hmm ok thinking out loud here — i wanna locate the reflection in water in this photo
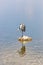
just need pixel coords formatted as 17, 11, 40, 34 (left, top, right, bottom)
18, 46, 26, 56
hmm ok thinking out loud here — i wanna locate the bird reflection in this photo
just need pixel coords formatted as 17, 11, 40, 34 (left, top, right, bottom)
18, 46, 26, 56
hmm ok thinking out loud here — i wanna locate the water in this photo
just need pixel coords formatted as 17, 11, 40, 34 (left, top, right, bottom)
0, 39, 43, 65
0, 24, 43, 65
0, 0, 43, 64
0, 21, 43, 65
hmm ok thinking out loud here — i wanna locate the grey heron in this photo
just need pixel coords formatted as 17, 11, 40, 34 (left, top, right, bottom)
19, 24, 26, 46
19, 24, 26, 37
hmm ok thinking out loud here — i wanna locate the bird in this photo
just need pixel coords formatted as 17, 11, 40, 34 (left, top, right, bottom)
19, 24, 26, 32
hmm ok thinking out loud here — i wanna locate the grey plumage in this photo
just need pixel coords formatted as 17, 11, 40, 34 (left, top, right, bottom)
19, 24, 26, 32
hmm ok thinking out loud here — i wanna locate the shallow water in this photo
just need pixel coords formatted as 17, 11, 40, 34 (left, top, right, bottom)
0, 40, 43, 65
0, 0, 43, 64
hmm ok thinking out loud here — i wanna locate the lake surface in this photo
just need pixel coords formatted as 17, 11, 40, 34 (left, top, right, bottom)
0, 39, 43, 65
0, 21, 43, 65
0, 0, 43, 64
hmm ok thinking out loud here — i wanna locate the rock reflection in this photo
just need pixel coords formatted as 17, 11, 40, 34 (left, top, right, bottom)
18, 46, 26, 56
